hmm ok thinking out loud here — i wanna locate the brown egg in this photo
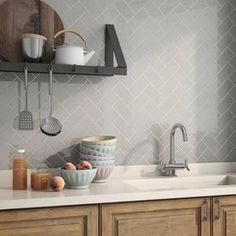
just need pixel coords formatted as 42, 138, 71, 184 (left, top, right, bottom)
64, 162, 76, 170
76, 161, 92, 170
50, 176, 65, 192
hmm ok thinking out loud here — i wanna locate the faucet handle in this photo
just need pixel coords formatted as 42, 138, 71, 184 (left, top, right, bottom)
158, 160, 166, 173
159, 160, 164, 169
185, 160, 190, 171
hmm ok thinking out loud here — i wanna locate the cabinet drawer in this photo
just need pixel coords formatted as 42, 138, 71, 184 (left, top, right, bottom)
102, 198, 210, 236
0, 205, 98, 236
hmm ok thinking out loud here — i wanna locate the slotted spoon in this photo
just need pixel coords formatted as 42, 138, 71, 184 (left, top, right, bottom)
40, 68, 62, 136
19, 66, 33, 130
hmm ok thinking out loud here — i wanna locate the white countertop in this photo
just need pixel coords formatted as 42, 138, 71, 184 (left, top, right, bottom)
2, 163, 236, 210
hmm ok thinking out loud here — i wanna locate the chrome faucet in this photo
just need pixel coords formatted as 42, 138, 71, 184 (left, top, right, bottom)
160, 123, 190, 176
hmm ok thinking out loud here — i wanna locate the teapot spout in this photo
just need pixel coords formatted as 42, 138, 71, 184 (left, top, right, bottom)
84, 50, 95, 65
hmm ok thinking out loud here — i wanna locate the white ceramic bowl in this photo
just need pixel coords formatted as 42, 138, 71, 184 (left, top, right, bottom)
93, 166, 114, 183
81, 136, 117, 146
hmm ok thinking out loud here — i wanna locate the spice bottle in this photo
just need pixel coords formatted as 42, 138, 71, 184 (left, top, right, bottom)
12, 149, 28, 190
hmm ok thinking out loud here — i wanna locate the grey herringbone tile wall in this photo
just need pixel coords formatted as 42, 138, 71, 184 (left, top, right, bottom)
0, 0, 235, 169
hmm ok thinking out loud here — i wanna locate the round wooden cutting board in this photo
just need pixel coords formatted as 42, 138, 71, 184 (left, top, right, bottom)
0, 0, 65, 62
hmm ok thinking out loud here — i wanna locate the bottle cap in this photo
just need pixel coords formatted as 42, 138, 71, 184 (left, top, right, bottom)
17, 149, 25, 154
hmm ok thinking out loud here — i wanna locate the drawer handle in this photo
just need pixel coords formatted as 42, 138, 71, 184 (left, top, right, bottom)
214, 199, 220, 220
201, 200, 209, 221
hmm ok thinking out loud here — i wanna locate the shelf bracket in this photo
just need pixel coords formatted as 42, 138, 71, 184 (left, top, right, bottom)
105, 24, 127, 73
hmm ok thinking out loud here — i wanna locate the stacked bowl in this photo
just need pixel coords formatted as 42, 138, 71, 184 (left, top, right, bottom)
79, 136, 116, 183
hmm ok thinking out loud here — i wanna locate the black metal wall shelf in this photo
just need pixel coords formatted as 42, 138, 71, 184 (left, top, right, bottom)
0, 24, 127, 76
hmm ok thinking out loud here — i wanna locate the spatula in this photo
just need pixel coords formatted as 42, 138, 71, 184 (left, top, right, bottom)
19, 66, 33, 130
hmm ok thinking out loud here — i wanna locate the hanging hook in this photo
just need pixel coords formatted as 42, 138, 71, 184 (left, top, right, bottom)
49, 63, 53, 72
24, 62, 28, 71
73, 64, 76, 72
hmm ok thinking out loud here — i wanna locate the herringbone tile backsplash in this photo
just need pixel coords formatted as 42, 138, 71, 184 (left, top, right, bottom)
0, 0, 235, 169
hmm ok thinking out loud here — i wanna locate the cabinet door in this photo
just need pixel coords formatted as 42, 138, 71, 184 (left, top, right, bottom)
102, 198, 210, 236
0, 205, 98, 236
213, 196, 236, 236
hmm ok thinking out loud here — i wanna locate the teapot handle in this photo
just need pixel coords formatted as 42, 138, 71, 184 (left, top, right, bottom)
53, 29, 88, 52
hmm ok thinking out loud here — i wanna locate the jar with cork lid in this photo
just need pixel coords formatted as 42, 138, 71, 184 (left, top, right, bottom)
12, 149, 28, 190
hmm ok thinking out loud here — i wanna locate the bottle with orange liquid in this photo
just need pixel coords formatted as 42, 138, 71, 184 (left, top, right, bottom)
12, 149, 28, 190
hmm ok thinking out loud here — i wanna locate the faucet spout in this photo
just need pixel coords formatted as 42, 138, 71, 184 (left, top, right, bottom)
169, 123, 188, 164
171, 123, 188, 141
159, 123, 189, 176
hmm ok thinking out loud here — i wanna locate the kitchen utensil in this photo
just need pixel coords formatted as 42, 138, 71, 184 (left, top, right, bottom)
0, 0, 64, 62
19, 66, 34, 130
40, 68, 62, 136
53, 29, 95, 65
22, 34, 47, 62
61, 168, 97, 189
81, 136, 117, 146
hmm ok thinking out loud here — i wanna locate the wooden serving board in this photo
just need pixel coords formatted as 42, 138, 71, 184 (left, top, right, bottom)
0, 0, 65, 62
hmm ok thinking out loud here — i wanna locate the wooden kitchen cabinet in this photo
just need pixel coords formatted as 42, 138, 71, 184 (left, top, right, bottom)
3, 195, 236, 236
102, 198, 211, 236
0, 205, 98, 236
213, 196, 236, 236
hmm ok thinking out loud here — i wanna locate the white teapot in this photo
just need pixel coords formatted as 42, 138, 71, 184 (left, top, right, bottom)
53, 29, 95, 65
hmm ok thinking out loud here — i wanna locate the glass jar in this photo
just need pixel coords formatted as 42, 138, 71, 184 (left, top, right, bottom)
12, 149, 28, 190
31, 163, 50, 191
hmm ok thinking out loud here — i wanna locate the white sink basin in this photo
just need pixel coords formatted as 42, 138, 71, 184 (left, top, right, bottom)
124, 175, 236, 191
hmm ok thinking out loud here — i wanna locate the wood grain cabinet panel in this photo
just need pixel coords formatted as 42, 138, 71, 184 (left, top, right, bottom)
0, 205, 98, 236
102, 198, 211, 236
213, 196, 236, 236
4, 195, 236, 235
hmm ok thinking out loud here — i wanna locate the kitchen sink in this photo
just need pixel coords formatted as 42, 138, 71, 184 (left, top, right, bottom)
124, 175, 236, 191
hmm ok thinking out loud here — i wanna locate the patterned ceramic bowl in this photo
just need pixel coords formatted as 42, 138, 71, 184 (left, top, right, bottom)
80, 143, 116, 154
79, 152, 114, 161
80, 144, 115, 156
93, 166, 114, 183
80, 159, 115, 166
61, 168, 97, 189
81, 136, 117, 146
